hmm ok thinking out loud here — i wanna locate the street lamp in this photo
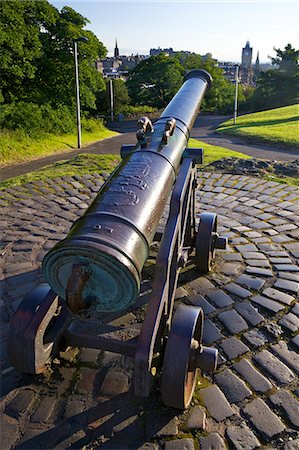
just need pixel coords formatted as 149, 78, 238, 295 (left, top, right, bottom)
233, 64, 239, 125
74, 36, 88, 148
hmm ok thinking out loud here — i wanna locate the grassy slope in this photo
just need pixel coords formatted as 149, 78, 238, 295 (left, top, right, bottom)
0, 125, 118, 167
217, 104, 299, 147
0, 140, 250, 190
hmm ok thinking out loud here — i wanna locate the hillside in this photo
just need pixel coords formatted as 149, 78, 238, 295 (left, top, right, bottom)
217, 104, 299, 148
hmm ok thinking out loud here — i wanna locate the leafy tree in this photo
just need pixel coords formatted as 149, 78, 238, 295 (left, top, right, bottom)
0, 0, 57, 103
97, 79, 130, 116
0, 1, 107, 110
251, 43, 299, 110
127, 54, 184, 109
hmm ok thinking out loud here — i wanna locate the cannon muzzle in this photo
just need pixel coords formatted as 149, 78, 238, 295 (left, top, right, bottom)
43, 70, 212, 314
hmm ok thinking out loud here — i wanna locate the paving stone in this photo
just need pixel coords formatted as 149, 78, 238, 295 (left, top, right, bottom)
5, 389, 36, 418
1, 414, 20, 449
186, 405, 206, 430
218, 309, 248, 333
262, 288, 295, 306
278, 272, 299, 282
100, 370, 129, 396
251, 295, 286, 313
235, 359, 273, 396
78, 347, 101, 363
30, 396, 57, 423
284, 438, 299, 450
274, 278, 299, 294
186, 295, 215, 314
206, 289, 234, 307
221, 262, 242, 276
271, 340, 299, 374
76, 368, 98, 394
253, 350, 296, 384
224, 283, 252, 299
245, 266, 273, 277
279, 313, 299, 332
292, 302, 299, 316
215, 368, 252, 403
235, 274, 266, 291
244, 259, 271, 267
63, 398, 86, 419
200, 385, 234, 422
188, 277, 215, 294
270, 389, 299, 427
236, 244, 258, 253
292, 334, 299, 349
147, 411, 178, 438
243, 398, 285, 438
203, 318, 224, 344
235, 302, 264, 326
199, 432, 227, 450
243, 329, 268, 348
220, 337, 250, 360
222, 253, 243, 261
226, 423, 261, 450
165, 438, 195, 450
274, 264, 299, 272
242, 252, 267, 260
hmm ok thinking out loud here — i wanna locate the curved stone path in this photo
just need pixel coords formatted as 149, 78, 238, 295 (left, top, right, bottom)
0, 171, 298, 450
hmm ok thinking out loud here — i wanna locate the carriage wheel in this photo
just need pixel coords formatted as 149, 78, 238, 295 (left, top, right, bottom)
7, 284, 70, 374
195, 212, 227, 273
161, 304, 204, 409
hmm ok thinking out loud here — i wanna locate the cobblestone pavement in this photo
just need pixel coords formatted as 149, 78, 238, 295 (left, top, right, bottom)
0, 171, 298, 450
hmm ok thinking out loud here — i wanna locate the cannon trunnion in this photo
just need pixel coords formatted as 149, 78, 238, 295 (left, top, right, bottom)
8, 70, 227, 409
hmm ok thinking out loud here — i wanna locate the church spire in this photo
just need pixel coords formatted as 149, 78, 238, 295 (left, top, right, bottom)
114, 39, 119, 58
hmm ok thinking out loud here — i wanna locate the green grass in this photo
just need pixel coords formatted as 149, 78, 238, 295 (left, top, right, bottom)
188, 138, 250, 164
217, 104, 299, 147
0, 139, 250, 190
0, 123, 118, 167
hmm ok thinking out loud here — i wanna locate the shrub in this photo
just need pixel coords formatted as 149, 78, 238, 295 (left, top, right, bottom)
0, 102, 76, 135
119, 104, 157, 118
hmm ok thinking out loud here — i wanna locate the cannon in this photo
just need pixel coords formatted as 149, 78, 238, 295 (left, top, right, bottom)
8, 70, 227, 409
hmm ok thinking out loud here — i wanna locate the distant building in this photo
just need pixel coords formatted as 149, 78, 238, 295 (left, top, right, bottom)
114, 39, 119, 58
217, 61, 236, 82
254, 51, 260, 76
96, 39, 147, 79
240, 40, 253, 84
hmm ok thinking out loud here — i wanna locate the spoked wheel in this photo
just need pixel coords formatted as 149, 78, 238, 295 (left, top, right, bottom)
161, 304, 204, 409
7, 284, 70, 374
195, 212, 227, 273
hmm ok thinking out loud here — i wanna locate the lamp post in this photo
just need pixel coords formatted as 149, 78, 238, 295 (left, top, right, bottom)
109, 79, 114, 122
233, 64, 239, 125
74, 36, 88, 148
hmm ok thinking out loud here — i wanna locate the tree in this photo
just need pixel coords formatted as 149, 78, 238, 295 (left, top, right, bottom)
97, 79, 130, 116
0, 0, 57, 103
251, 43, 299, 110
0, 1, 107, 110
127, 54, 184, 109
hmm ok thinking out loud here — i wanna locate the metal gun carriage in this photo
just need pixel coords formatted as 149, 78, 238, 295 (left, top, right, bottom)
8, 69, 227, 409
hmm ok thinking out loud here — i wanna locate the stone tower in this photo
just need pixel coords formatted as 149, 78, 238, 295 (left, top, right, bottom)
114, 39, 119, 58
241, 41, 253, 84
255, 51, 260, 74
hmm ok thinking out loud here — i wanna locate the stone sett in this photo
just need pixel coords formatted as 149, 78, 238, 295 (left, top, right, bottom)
199, 433, 227, 450
253, 350, 296, 385
220, 337, 250, 360
226, 424, 261, 450
200, 385, 234, 422
217, 309, 248, 333
233, 358, 273, 393
215, 368, 252, 403
271, 340, 299, 374
270, 389, 299, 427
235, 302, 264, 326
243, 398, 285, 439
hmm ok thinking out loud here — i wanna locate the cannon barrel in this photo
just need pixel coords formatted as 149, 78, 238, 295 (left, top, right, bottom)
43, 69, 212, 314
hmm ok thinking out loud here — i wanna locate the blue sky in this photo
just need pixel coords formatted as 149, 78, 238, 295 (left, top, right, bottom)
50, 1, 299, 62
